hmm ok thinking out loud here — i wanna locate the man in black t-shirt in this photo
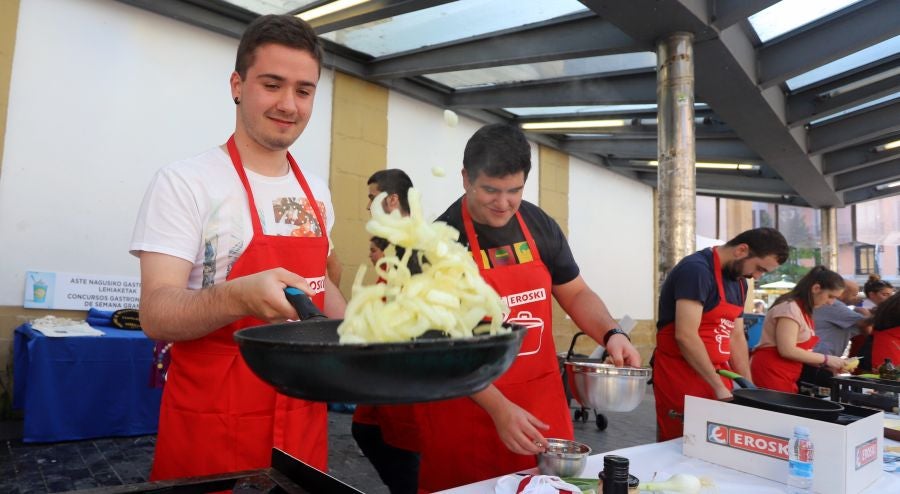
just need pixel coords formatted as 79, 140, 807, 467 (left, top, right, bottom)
653, 228, 788, 441
417, 123, 641, 492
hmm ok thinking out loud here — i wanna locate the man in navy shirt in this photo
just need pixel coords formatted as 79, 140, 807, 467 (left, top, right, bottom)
653, 228, 789, 441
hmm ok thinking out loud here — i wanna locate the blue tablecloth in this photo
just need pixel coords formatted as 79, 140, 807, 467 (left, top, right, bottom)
12, 323, 163, 442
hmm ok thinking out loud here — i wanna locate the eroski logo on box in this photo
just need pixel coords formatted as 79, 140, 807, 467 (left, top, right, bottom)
855, 438, 878, 470
706, 422, 789, 460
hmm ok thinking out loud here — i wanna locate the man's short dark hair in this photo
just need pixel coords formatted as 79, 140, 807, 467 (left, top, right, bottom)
370, 236, 389, 252
463, 124, 531, 182
725, 227, 789, 264
367, 169, 414, 214
235, 15, 323, 80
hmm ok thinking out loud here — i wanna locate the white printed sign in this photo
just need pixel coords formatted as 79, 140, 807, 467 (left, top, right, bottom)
24, 271, 141, 310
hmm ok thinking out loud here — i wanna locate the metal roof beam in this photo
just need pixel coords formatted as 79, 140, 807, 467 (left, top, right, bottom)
624, 159, 796, 197
305, 0, 455, 34
787, 57, 900, 127
822, 135, 900, 175
449, 71, 657, 108
117, 0, 252, 38
368, 14, 645, 79
843, 184, 900, 204
808, 100, 900, 154
757, 0, 900, 89
710, 0, 779, 30
834, 158, 900, 192
582, 0, 841, 206
562, 137, 758, 160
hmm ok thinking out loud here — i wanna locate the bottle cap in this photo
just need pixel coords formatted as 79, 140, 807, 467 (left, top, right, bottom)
794, 425, 810, 436
602, 455, 630, 482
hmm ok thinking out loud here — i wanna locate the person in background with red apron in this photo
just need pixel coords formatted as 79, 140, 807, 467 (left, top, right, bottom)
352, 169, 423, 494
129, 15, 346, 480
653, 228, 788, 442
416, 124, 642, 492
871, 291, 900, 368
751, 266, 847, 392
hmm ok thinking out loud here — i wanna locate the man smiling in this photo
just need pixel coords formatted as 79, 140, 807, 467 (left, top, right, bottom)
414, 123, 641, 491
130, 15, 345, 480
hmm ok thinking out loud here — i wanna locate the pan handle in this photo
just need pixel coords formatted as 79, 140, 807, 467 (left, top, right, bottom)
284, 287, 326, 320
717, 369, 757, 389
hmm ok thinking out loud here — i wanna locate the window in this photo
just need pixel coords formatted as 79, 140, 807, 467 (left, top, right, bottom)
856, 245, 876, 275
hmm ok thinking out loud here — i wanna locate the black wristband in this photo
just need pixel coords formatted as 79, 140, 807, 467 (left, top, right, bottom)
603, 327, 630, 346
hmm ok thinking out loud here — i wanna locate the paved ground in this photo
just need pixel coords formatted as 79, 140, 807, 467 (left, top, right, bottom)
0, 390, 656, 493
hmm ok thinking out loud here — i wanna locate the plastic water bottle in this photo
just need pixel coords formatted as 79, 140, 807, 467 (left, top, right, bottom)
787, 426, 814, 493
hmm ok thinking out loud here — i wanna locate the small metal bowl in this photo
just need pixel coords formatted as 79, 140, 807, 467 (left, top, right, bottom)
536, 438, 591, 477
565, 361, 652, 412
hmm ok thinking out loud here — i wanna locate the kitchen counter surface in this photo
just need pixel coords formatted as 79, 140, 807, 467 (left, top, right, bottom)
437, 437, 900, 493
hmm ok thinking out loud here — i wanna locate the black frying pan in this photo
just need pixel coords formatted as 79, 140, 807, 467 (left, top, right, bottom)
718, 369, 844, 422
234, 288, 526, 404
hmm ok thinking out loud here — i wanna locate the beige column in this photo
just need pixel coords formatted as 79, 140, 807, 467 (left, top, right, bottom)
820, 207, 838, 270
328, 72, 389, 298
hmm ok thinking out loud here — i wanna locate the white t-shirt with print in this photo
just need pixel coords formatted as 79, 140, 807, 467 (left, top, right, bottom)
130, 146, 334, 290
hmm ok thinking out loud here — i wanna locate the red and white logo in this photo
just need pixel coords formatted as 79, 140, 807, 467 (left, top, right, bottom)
306, 276, 326, 294
502, 288, 547, 309
707, 423, 728, 445
706, 422, 789, 460
855, 438, 878, 470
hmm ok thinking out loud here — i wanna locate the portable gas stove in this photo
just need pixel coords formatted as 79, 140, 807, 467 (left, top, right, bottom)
75, 449, 364, 494
831, 375, 900, 413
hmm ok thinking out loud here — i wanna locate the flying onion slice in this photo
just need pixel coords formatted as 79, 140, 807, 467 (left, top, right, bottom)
337, 188, 508, 343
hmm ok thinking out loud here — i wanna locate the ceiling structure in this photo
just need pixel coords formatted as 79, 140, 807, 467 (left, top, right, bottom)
119, 0, 900, 208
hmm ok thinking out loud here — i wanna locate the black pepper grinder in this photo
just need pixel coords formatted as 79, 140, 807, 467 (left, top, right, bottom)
599, 455, 630, 494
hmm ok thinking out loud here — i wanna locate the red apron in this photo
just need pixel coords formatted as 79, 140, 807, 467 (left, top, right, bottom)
871, 326, 900, 372
150, 136, 330, 480
351, 404, 420, 451
750, 302, 818, 394
652, 248, 744, 442
415, 199, 573, 492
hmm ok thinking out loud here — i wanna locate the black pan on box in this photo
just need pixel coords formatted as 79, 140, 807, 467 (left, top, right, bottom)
718, 369, 844, 422
234, 289, 526, 404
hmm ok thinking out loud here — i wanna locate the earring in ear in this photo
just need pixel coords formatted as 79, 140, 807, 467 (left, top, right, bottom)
233, 97, 240, 105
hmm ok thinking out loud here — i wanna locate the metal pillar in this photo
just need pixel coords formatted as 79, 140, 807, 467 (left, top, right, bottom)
820, 207, 838, 271
657, 32, 696, 288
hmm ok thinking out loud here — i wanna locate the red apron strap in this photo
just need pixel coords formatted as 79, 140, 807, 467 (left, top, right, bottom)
226, 134, 327, 242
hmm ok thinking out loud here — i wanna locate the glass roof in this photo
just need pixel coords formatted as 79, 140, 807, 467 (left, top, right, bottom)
748, 0, 862, 44
319, 0, 587, 57
786, 34, 900, 91
225, 0, 317, 15
423, 52, 656, 90
809, 90, 900, 126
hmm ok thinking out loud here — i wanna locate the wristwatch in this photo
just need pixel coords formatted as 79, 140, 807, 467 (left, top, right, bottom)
603, 327, 630, 346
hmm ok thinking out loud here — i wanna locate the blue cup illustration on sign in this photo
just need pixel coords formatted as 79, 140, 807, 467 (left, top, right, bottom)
33, 280, 48, 303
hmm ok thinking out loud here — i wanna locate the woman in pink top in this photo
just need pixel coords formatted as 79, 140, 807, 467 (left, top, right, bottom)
750, 266, 848, 393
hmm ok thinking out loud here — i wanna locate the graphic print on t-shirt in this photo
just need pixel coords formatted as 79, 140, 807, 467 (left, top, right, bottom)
269, 197, 326, 237
479, 241, 534, 268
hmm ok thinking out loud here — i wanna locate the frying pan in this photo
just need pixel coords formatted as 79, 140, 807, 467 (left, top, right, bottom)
234, 288, 526, 404
717, 369, 844, 422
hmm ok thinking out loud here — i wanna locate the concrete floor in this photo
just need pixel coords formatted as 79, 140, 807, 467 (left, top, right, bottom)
0, 390, 657, 493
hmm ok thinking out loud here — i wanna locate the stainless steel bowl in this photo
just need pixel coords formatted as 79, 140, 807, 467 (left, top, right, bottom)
565, 361, 652, 412
536, 438, 591, 477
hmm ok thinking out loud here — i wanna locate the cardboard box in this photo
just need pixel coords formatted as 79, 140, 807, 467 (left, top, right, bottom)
683, 396, 883, 494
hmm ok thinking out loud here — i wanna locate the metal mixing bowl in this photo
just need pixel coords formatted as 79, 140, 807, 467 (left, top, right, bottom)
536, 438, 591, 477
565, 361, 652, 412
